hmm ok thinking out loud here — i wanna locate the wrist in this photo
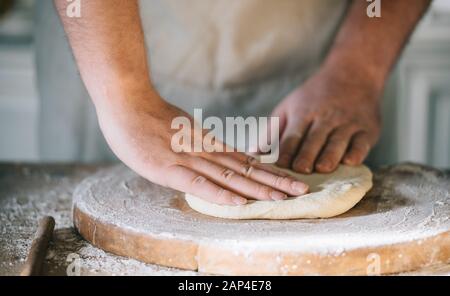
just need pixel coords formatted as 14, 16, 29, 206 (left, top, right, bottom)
90, 75, 163, 112
321, 51, 387, 100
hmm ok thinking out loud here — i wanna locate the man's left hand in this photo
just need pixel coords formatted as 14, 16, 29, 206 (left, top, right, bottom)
272, 68, 382, 174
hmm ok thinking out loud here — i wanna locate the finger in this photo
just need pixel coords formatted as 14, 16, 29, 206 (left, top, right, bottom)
227, 153, 289, 176
277, 120, 311, 168
271, 107, 288, 138
166, 165, 247, 206
343, 132, 372, 165
253, 113, 285, 154
189, 157, 290, 201
292, 121, 334, 174
205, 153, 309, 196
315, 126, 357, 173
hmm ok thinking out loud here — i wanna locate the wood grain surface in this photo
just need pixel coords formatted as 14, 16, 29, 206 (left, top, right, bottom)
73, 163, 450, 275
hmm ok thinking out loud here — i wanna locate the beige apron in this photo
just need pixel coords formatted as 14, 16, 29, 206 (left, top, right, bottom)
35, 0, 349, 161
141, 0, 349, 118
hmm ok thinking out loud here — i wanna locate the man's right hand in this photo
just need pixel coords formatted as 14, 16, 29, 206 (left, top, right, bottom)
96, 90, 309, 206
53, 0, 308, 204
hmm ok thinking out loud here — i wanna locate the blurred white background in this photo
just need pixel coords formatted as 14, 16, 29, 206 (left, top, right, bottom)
0, 0, 449, 168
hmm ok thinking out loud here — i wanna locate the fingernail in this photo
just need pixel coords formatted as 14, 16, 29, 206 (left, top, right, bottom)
343, 157, 354, 165
271, 191, 287, 201
317, 160, 332, 171
298, 165, 312, 174
232, 196, 247, 205
292, 181, 309, 194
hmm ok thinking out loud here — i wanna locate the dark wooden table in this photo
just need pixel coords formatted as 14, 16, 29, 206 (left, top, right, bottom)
0, 163, 197, 276
0, 163, 448, 276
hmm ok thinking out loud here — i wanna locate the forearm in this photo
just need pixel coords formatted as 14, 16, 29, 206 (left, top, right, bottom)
54, 0, 157, 109
323, 0, 432, 95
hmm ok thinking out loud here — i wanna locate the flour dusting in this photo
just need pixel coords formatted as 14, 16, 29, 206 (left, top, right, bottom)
73, 163, 450, 257
0, 164, 198, 276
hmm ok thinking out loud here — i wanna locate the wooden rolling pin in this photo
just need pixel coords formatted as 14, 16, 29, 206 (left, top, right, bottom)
20, 216, 55, 276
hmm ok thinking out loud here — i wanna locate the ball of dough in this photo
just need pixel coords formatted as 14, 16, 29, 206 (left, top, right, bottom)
185, 165, 373, 219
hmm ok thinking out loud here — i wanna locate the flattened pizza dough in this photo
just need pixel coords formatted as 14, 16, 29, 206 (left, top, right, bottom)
185, 165, 373, 219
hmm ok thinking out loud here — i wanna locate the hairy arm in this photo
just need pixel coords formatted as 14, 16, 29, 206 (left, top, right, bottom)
54, 0, 156, 109
323, 0, 433, 94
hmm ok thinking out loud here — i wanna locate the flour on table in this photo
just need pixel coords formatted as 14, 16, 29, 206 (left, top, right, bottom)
73, 163, 450, 256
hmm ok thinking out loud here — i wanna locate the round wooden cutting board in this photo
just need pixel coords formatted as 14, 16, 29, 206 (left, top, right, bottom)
72, 163, 450, 275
